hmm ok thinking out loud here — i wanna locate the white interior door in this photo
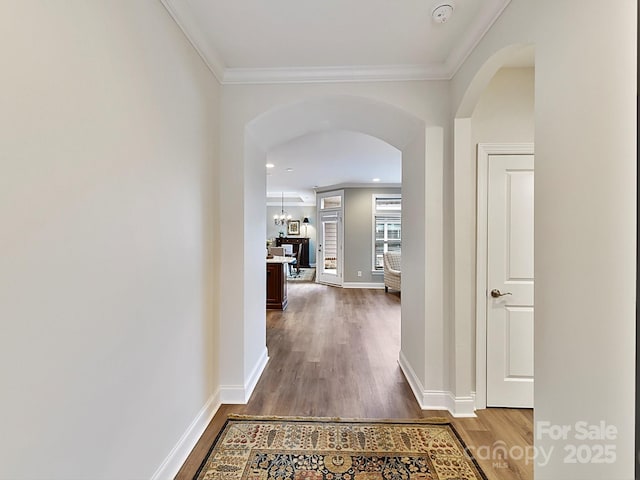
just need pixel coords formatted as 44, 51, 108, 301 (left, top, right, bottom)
486, 154, 534, 408
316, 191, 343, 286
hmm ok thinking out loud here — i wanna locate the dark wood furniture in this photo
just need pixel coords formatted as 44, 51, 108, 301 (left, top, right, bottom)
276, 237, 310, 268
266, 260, 288, 310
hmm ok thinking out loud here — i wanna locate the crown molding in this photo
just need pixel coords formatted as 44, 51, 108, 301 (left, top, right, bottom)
315, 182, 400, 193
445, 0, 512, 77
162, 0, 511, 85
160, 0, 226, 82
222, 64, 450, 85
267, 201, 317, 207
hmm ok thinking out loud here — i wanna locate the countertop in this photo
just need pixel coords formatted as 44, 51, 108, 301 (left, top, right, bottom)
266, 256, 294, 264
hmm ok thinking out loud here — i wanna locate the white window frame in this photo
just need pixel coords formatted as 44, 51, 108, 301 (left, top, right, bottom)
371, 194, 401, 272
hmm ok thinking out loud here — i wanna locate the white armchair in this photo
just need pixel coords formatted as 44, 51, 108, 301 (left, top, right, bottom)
383, 252, 401, 293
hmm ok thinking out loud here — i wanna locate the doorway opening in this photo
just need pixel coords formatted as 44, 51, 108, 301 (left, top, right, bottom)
218, 95, 445, 410
316, 190, 343, 286
454, 44, 535, 411
476, 143, 534, 408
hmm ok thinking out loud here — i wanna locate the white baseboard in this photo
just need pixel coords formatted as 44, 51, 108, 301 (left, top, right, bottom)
342, 282, 385, 289
424, 391, 477, 417
452, 393, 477, 417
422, 390, 453, 411
398, 351, 476, 418
398, 350, 427, 407
151, 390, 221, 480
245, 347, 269, 400
220, 347, 269, 404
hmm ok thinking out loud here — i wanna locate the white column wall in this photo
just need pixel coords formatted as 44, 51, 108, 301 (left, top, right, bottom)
218, 93, 248, 400
243, 135, 270, 395
399, 130, 429, 393
452, 117, 475, 404
424, 127, 447, 397
534, 1, 636, 478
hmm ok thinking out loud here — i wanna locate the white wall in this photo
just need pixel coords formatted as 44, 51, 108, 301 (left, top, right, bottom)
471, 67, 535, 145
534, 1, 636, 478
0, 3, 220, 479
452, 0, 636, 477
451, 0, 534, 116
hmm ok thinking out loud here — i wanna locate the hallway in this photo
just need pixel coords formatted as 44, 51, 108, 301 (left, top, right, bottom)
177, 283, 533, 480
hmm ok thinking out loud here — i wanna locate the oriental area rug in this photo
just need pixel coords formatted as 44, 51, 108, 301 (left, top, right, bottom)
194, 416, 487, 480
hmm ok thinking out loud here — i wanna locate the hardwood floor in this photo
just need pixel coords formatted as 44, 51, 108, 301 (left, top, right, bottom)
176, 283, 533, 480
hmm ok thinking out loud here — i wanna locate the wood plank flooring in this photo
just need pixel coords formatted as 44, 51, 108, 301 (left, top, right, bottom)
176, 283, 533, 480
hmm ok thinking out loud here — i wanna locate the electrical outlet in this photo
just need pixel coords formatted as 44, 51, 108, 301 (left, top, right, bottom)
357, 271, 362, 277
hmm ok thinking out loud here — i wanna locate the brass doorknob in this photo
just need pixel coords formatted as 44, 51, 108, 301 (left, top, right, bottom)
490, 289, 512, 298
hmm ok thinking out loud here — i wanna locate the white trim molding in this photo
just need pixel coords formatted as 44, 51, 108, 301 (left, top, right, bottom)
450, 393, 477, 418
342, 282, 385, 289
220, 347, 269, 404
398, 351, 476, 418
159, 0, 225, 82
398, 351, 425, 407
246, 347, 269, 400
151, 391, 221, 480
223, 64, 449, 84
444, 0, 512, 78
475, 143, 534, 410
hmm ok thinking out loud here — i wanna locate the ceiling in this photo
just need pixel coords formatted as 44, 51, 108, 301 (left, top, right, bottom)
161, 0, 513, 202
162, 0, 512, 82
266, 130, 401, 206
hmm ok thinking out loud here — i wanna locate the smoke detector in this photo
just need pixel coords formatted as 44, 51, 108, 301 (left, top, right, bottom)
432, 3, 454, 24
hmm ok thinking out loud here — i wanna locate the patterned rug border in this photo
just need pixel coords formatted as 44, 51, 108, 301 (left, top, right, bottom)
193, 415, 488, 480
226, 414, 451, 424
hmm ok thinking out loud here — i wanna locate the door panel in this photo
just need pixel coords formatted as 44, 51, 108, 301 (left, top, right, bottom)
486, 154, 534, 408
316, 190, 344, 286
505, 306, 534, 377
318, 215, 341, 285
507, 173, 534, 279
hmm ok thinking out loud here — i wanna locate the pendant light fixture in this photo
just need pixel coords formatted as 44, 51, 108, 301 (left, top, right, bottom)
274, 192, 292, 226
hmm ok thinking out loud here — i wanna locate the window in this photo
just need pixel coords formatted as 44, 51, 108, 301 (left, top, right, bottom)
320, 195, 341, 210
372, 195, 401, 270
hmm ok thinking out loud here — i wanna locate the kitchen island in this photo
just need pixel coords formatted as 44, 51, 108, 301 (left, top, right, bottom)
266, 256, 294, 310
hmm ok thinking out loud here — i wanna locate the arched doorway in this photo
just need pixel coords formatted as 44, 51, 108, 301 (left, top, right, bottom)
452, 44, 535, 410
217, 95, 447, 411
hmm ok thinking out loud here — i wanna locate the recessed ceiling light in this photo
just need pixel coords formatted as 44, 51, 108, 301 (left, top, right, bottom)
266, 163, 275, 168
372, 178, 381, 182
286, 168, 294, 172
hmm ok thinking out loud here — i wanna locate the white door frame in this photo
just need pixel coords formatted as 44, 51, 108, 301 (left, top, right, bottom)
316, 189, 344, 286
475, 143, 534, 410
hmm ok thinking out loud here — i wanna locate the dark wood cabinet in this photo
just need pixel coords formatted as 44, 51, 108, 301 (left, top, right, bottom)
276, 237, 310, 268
266, 261, 288, 310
